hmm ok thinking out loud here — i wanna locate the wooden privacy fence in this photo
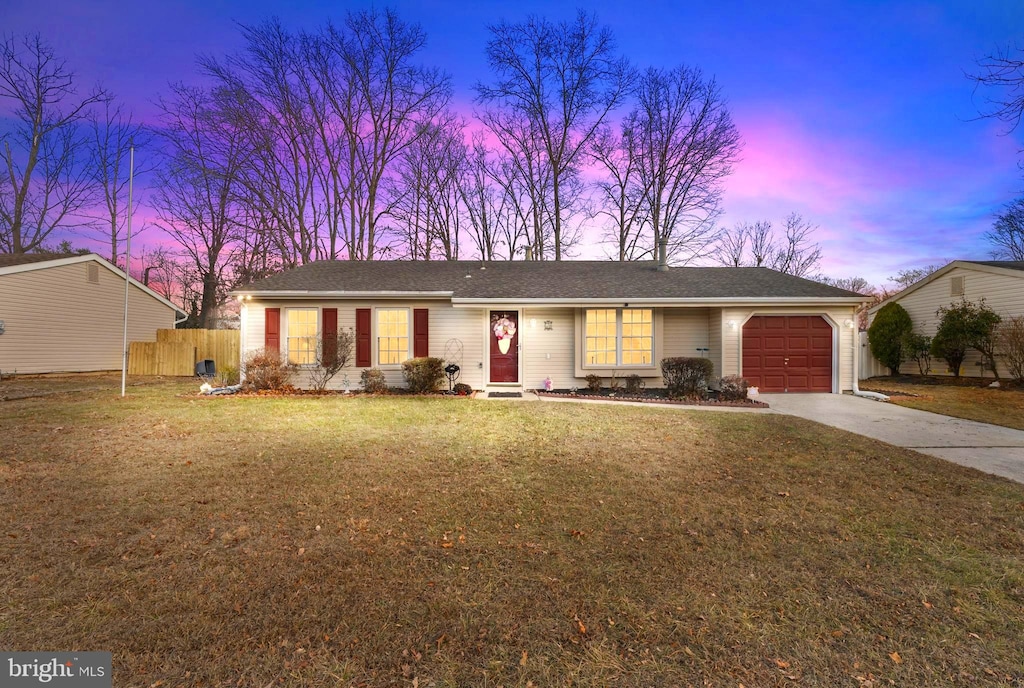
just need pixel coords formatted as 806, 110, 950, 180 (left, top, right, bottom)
128, 329, 240, 376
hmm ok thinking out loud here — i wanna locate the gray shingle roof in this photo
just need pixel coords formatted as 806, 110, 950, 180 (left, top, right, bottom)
237, 260, 865, 300
963, 260, 1024, 272
0, 253, 79, 268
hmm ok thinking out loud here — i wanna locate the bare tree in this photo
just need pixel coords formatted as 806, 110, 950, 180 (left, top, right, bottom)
969, 43, 1024, 134
312, 9, 451, 260
590, 121, 644, 260
152, 84, 247, 329
460, 135, 503, 260
632, 65, 742, 264
713, 215, 820, 276
309, 328, 355, 392
0, 34, 107, 253
988, 196, 1024, 260
769, 213, 822, 277
88, 99, 153, 264
476, 11, 633, 259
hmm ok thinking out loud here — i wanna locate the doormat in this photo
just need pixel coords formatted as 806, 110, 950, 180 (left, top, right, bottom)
488, 392, 522, 398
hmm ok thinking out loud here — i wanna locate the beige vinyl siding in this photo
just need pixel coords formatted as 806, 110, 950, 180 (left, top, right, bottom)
722, 307, 858, 393
0, 260, 176, 374
521, 308, 575, 390
243, 300, 485, 390
707, 308, 723, 378
887, 266, 1024, 377
662, 307, 713, 369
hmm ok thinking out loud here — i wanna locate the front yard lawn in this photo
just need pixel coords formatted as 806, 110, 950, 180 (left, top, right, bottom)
1, 380, 1022, 687
861, 376, 1024, 431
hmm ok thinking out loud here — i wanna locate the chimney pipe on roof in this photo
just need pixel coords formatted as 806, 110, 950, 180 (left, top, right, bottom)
524, 246, 533, 261
657, 238, 669, 272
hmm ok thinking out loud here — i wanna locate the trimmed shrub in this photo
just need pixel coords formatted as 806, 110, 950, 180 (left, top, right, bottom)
868, 302, 913, 375
218, 364, 240, 387
585, 373, 602, 392
661, 357, 713, 398
243, 348, 293, 391
453, 382, 474, 396
624, 374, 645, 395
997, 316, 1024, 383
718, 375, 749, 401
360, 367, 388, 394
902, 332, 932, 376
402, 357, 445, 393
931, 299, 1000, 378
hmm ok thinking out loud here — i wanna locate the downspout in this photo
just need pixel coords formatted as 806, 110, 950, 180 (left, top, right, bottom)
850, 313, 889, 401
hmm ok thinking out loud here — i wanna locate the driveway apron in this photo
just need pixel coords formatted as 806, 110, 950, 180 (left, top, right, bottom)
760, 393, 1024, 484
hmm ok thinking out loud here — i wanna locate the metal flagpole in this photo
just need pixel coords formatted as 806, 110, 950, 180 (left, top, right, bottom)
120, 143, 135, 398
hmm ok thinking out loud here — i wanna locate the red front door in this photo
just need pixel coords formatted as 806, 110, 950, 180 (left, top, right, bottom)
489, 311, 519, 383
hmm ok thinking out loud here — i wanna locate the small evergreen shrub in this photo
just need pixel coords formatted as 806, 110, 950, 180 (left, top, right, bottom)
661, 357, 713, 398
453, 382, 474, 396
402, 357, 445, 393
218, 364, 240, 387
585, 373, 602, 392
243, 348, 294, 391
624, 374, 645, 395
718, 375, 749, 401
360, 367, 388, 394
868, 302, 913, 375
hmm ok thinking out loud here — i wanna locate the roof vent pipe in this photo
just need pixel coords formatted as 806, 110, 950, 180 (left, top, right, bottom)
657, 238, 669, 272
524, 246, 533, 261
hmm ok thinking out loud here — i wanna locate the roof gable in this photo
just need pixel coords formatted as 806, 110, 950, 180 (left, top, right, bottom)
869, 259, 1024, 313
0, 253, 186, 315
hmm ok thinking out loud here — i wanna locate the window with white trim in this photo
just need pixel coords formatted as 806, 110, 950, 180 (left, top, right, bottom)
286, 308, 318, 365
377, 308, 409, 365
584, 308, 654, 366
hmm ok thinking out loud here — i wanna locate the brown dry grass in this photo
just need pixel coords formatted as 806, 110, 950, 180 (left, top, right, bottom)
1, 379, 1023, 687
861, 377, 1024, 431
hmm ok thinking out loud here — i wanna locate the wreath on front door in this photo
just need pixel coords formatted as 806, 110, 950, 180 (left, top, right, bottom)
492, 316, 517, 341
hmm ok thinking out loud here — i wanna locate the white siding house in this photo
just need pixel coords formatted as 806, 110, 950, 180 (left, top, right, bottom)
866, 260, 1024, 378
0, 254, 185, 375
234, 260, 866, 394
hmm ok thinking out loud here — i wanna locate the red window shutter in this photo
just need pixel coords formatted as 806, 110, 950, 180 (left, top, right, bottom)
356, 308, 371, 367
413, 308, 429, 358
265, 308, 281, 352
322, 308, 338, 367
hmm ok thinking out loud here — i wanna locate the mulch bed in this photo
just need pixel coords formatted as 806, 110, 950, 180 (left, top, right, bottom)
537, 388, 769, 408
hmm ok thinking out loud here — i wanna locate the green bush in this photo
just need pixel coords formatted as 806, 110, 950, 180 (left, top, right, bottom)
360, 367, 388, 394
868, 302, 913, 375
997, 316, 1024, 382
931, 299, 1001, 378
218, 364, 240, 387
718, 375, 749, 401
453, 382, 474, 396
661, 357, 713, 398
585, 373, 602, 392
243, 348, 294, 391
624, 374, 645, 395
902, 332, 932, 375
402, 357, 445, 393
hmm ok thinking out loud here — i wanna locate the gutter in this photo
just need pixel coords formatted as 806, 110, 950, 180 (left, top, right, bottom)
850, 315, 889, 401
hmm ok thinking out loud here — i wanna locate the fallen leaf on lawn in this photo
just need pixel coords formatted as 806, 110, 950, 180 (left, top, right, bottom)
574, 615, 587, 635
774, 659, 790, 669
889, 651, 902, 664
922, 601, 932, 609
520, 650, 528, 666
441, 541, 454, 549
298, 547, 305, 556
968, 632, 981, 639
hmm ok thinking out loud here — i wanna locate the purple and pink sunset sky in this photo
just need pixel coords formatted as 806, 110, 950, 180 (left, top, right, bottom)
5, 0, 1024, 285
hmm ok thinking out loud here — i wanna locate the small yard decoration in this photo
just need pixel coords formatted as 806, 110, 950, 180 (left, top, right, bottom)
492, 315, 517, 354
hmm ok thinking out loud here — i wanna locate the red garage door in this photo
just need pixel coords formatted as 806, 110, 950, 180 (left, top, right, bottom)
742, 316, 833, 392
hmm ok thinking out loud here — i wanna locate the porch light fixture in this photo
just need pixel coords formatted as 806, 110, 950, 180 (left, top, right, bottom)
543, 320, 553, 331
844, 319, 855, 328
530, 318, 537, 329
727, 320, 737, 330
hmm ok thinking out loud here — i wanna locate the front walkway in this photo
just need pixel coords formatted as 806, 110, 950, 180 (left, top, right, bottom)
761, 393, 1024, 484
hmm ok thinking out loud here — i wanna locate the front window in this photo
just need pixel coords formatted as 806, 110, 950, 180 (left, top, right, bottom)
584, 308, 653, 366
287, 309, 318, 365
377, 309, 409, 365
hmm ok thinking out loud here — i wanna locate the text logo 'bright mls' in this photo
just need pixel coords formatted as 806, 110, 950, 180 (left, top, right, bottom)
2, 653, 111, 687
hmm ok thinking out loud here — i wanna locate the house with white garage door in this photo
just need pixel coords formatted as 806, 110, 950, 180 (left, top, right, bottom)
232, 253, 867, 393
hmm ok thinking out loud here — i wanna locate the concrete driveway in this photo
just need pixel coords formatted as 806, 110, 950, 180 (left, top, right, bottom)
761, 393, 1024, 484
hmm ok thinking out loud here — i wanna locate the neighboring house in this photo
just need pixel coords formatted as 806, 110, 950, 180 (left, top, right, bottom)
0, 253, 186, 375
233, 257, 866, 394
867, 260, 1024, 377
